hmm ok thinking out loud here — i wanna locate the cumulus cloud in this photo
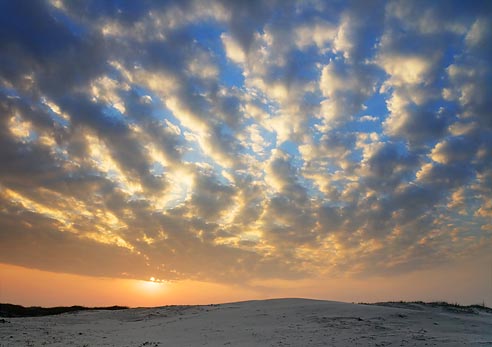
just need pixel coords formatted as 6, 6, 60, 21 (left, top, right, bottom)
0, 0, 490, 284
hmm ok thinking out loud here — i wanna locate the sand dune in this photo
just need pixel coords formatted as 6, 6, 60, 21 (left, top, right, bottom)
1, 298, 491, 346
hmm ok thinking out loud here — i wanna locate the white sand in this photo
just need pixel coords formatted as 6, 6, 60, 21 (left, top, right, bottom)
1, 298, 491, 346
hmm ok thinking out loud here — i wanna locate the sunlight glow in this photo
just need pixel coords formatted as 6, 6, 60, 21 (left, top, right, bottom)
136, 277, 167, 296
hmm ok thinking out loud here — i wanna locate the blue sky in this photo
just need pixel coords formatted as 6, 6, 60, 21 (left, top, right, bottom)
0, 0, 491, 301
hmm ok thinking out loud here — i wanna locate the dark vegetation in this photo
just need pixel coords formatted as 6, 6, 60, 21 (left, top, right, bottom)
0, 303, 128, 317
361, 301, 492, 314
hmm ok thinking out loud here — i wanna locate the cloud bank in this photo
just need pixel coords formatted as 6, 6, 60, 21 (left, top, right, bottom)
0, 0, 491, 283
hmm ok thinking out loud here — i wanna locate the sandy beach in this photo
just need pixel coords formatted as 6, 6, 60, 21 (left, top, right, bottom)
1, 299, 491, 346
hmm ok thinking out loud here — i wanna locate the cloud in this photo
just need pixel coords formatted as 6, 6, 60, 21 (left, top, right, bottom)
221, 33, 246, 64
294, 19, 336, 51
430, 137, 478, 165
319, 59, 379, 125
383, 96, 449, 144
0, 0, 491, 285
190, 169, 236, 219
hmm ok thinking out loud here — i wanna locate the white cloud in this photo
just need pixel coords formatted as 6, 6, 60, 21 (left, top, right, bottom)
360, 115, 378, 122
319, 60, 377, 125
221, 33, 246, 64
379, 54, 435, 85
466, 18, 490, 48
294, 20, 336, 50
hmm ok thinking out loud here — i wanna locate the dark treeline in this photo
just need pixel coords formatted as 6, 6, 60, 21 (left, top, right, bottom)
0, 303, 128, 317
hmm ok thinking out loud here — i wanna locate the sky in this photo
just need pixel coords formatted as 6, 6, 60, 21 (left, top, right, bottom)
0, 0, 491, 307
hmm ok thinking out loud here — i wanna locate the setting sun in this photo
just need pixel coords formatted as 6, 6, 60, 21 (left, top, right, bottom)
137, 279, 166, 296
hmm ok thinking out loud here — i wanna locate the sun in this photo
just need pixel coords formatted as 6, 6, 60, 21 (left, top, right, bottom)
135, 277, 167, 295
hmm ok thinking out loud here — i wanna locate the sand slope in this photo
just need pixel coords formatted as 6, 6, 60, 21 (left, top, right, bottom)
1, 298, 491, 346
